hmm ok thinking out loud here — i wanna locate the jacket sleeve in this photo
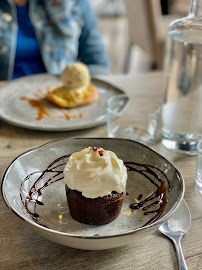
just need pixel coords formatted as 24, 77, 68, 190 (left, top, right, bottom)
78, 0, 110, 76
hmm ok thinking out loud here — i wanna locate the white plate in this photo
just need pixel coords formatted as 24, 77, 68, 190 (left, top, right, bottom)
1, 138, 184, 250
0, 74, 124, 131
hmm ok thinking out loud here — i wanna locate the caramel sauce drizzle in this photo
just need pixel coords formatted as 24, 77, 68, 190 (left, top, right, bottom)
20, 88, 84, 121
21, 96, 50, 120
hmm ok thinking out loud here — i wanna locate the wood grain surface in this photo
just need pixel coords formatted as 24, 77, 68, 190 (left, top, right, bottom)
0, 72, 202, 270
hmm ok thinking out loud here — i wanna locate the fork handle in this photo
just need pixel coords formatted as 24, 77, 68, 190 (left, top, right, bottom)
173, 236, 188, 270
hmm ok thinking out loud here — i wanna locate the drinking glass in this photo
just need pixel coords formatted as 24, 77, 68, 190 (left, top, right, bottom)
196, 139, 202, 194
106, 94, 161, 146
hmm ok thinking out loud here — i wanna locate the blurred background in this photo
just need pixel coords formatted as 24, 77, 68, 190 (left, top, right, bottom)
90, 0, 190, 74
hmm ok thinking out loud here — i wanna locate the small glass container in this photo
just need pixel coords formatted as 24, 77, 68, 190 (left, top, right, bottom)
106, 94, 161, 146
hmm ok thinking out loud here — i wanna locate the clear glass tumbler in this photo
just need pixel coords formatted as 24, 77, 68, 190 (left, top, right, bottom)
106, 94, 161, 146
196, 139, 202, 194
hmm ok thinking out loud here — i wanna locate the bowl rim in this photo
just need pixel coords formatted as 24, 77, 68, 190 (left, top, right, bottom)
1, 137, 185, 240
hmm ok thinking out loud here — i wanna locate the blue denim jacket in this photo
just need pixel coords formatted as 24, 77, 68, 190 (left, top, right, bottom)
0, 0, 110, 80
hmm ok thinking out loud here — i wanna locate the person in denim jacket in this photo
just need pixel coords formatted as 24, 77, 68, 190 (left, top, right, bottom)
0, 0, 110, 80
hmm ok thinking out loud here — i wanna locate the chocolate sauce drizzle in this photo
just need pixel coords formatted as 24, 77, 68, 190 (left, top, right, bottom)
125, 162, 170, 227
20, 155, 170, 229
20, 154, 70, 227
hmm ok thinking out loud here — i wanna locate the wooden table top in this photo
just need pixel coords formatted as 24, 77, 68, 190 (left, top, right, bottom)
0, 72, 202, 270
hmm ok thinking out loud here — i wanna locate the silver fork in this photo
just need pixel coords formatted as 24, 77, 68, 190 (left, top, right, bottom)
158, 199, 191, 270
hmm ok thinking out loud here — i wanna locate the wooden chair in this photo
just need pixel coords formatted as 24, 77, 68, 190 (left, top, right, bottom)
123, 0, 178, 73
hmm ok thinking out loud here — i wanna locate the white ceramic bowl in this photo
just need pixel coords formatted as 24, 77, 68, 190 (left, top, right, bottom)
1, 138, 184, 250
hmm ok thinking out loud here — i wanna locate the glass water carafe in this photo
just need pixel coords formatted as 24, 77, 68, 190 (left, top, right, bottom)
161, 0, 202, 154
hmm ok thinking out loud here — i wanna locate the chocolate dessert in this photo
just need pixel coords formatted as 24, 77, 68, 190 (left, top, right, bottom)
63, 147, 128, 225
65, 186, 126, 225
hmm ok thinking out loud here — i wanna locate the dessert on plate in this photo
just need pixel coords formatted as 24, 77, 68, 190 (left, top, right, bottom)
63, 146, 127, 225
46, 62, 98, 108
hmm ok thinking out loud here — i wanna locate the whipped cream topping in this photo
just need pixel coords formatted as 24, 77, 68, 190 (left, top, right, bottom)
63, 147, 127, 199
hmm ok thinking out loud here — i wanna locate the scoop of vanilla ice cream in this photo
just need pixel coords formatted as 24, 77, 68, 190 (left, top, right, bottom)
61, 62, 90, 89
63, 147, 127, 199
